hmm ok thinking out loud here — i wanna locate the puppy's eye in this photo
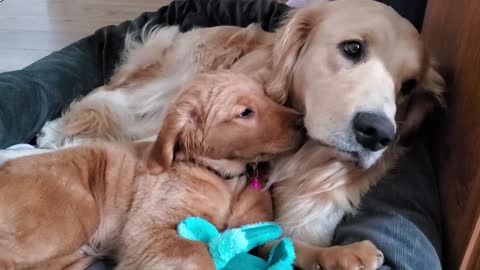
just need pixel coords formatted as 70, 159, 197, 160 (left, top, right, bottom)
339, 40, 364, 62
239, 108, 254, 119
400, 79, 417, 96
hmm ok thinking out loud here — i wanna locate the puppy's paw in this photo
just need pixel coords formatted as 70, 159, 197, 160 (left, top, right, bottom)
37, 120, 67, 149
313, 240, 384, 270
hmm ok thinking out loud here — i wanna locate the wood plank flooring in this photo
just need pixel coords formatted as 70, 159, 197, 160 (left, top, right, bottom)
0, 0, 171, 72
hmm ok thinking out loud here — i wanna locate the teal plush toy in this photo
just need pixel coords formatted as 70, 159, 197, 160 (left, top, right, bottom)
177, 217, 295, 270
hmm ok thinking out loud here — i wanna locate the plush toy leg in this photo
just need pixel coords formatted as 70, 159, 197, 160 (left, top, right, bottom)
238, 222, 283, 251
177, 217, 220, 243
223, 253, 268, 270
220, 238, 296, 270
209, 222, 282, 269
267, 238, 296, 270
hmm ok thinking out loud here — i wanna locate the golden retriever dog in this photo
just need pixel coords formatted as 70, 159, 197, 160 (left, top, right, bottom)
32, 0, 445, 269
260, 1, 444, 270
0, 72, 304, 270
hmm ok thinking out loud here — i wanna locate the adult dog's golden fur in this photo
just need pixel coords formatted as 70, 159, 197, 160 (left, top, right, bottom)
33, 0, 446, 269
0, 72, 303, 270
261, 1, 445, 269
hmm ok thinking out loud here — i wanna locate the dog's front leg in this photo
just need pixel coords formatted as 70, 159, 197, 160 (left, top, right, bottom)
258, 239, 384, 270
30, 253, 94, 270
117, 229, 215, 270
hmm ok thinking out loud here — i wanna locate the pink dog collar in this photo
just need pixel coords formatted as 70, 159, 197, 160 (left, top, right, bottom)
249, 175, 263, 191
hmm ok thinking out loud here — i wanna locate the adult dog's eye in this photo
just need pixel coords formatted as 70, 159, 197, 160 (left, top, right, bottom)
340, 40, 364, 61
400, 79, 417, 96
239, 108, 254, 119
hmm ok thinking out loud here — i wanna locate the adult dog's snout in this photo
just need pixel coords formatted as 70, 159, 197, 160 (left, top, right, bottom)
353, 112, 395, 151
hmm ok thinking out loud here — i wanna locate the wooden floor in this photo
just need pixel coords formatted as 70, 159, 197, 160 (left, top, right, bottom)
0, 0, 171, 72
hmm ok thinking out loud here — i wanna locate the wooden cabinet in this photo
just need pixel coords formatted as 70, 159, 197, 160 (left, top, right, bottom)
421, 0, 480, 269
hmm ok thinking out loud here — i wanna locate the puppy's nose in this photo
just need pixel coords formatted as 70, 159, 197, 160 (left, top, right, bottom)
353, 112, 395, 151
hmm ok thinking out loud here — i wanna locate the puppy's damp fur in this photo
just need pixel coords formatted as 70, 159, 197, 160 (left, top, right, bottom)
0, 72, 303, 270
33, 0, 446, 269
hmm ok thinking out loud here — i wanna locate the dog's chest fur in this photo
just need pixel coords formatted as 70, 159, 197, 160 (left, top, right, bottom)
268, 142, 386, 247
271, 179, 358, 247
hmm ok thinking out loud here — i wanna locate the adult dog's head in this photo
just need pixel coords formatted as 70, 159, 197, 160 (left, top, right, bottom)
268, 0, 445, 168
147, 71, 304, 174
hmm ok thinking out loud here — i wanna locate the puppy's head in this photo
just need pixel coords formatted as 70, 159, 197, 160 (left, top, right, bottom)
147, 71, 304, 174
268, 0, 445, 168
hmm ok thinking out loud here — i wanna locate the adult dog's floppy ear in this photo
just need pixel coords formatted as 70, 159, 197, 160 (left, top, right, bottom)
146, 102, 201, 175
398, 59, 446, 137
267, 7, 320, 104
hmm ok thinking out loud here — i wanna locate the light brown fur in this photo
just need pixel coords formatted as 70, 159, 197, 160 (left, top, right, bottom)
0, 72, 303, 270
34, 1, 446, 269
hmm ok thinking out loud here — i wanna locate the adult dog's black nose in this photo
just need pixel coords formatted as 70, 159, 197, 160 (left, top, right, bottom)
353, 112, 395, 151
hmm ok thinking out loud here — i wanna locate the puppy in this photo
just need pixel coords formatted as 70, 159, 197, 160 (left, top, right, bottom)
0, 72, 303, 270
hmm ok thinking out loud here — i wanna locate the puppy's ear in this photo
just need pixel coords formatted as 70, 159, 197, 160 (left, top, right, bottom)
398, 60, 446, 137
213, 24, 269, 70
267, 8, 320, 104
147, 103, 200, 175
